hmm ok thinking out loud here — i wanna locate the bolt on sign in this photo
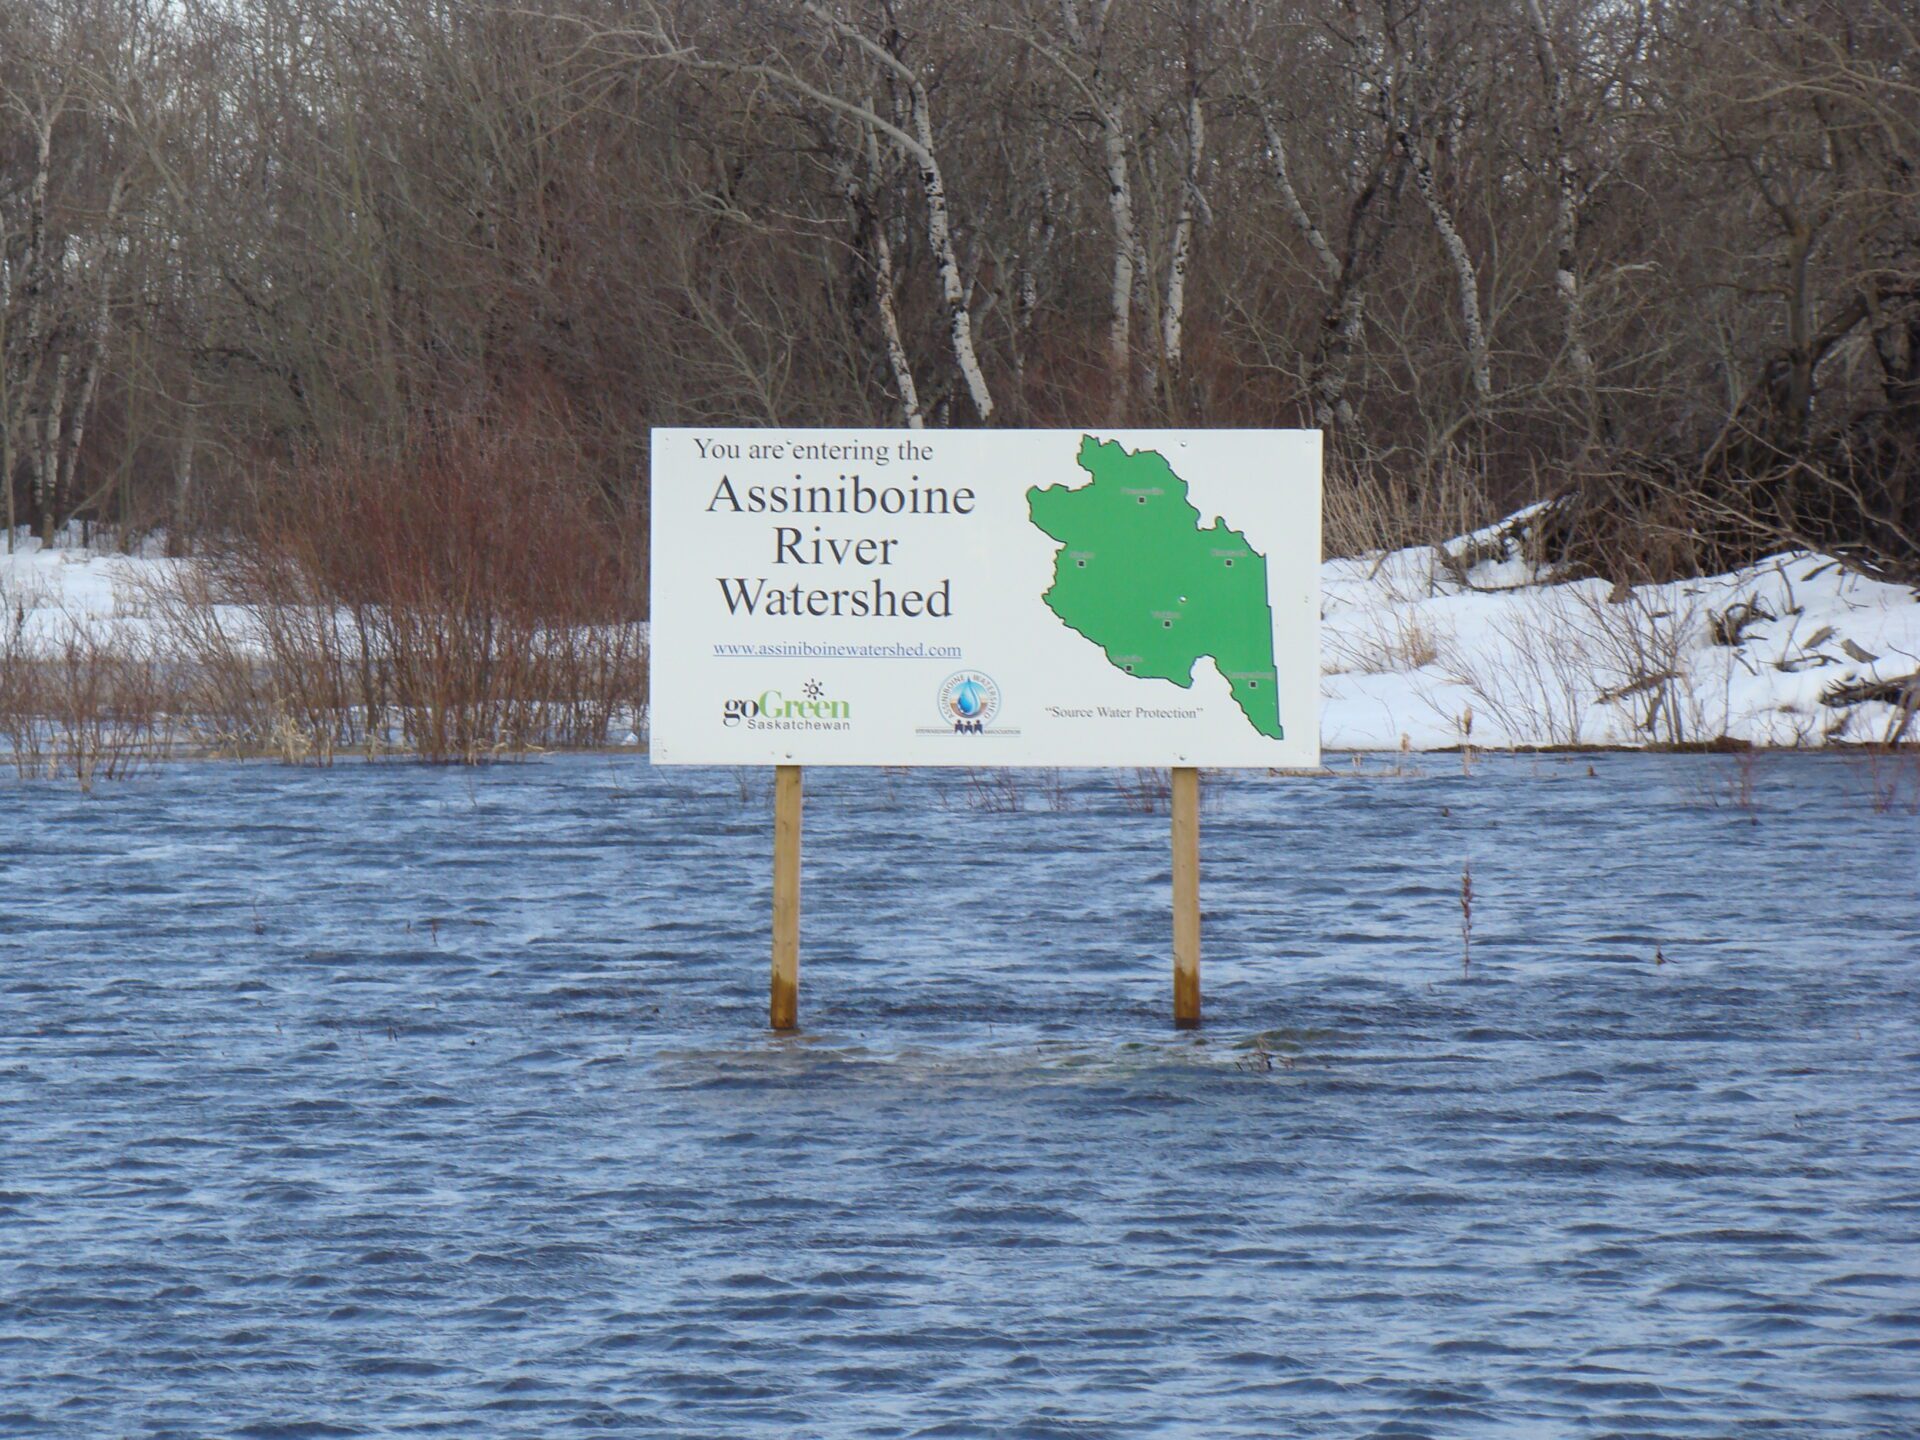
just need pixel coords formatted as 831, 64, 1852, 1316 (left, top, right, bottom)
649, 428, 1321, 770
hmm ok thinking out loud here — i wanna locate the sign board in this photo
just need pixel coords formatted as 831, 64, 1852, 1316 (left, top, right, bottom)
648, 428, 1320, 768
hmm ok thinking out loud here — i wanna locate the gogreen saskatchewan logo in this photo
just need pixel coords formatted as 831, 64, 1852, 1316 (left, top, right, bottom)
936, 671, 1001, 734
723, 679, 851, 731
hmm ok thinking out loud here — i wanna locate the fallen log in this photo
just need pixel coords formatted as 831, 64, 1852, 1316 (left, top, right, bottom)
1822, 671, 1920, 708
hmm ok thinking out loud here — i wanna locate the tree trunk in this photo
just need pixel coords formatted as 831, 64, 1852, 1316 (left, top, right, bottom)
1161, 90, 1204, 395
1404, 122, 1492, 406
1522, 0, 1603, 441
1261, 109, 1397, 430
1100, 101, 1135, 424
795, 4, 995, 422
171, 378, 198, 554
906, 89, 994, 423
36, 355, 70, 547
862, 121, 922, 428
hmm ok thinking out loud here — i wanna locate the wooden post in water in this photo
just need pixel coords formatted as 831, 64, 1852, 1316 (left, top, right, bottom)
771, 764, 803, 1031
1171, 765, 1201, 1028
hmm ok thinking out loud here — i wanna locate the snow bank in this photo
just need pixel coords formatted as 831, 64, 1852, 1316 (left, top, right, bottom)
0, 533, 194, 652
1324, 528, 1920, 749
8, 525, 1918, 750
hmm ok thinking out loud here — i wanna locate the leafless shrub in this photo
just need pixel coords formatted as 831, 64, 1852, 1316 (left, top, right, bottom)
45, 625, 181, 789
1035, 767, 1073, 811
149, 415, 648, 764
1573, 588, 1722, 746
875, 764, 911, 809
1858, 745, 1920, 816
0, 586, 180, 788
135, 564, 344, 760
1440, 593, 1594, 748
1698, 748, 1763, 820
731, 767, 767, 807
0, 577, 39, 771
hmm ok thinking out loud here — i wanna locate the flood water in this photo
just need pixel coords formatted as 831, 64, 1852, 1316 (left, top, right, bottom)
3, 752, 1918, 1437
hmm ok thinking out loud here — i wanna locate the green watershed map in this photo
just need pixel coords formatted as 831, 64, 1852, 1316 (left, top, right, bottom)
1027, 436, 1284, 740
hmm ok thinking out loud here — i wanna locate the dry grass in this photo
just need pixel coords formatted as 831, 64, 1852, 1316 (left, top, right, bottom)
962, 767, 1025, 812
1322, 450, 1502, 561
1438, 593, 1596, 748
1436, 582, 1730, 749
1571, 587, 1719, 746
1858, 744, 1920, 815
1326, 609, 1446, 676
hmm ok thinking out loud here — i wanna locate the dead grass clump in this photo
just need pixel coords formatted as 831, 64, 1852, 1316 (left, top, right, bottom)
1573, 587, 1717, 746
1439, 583, 1727, 748
1439, 594, 1595, 748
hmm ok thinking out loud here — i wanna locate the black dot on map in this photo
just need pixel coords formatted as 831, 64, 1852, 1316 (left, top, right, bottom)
1162, 619, 1172, 629
1249, 680, 1258, 688
1076, 559, 1086, 568
1136, 496, 1146, 505
1125, 664, 1134, 673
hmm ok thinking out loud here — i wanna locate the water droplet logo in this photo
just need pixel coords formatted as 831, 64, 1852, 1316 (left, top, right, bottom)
936, 671, 1001, 734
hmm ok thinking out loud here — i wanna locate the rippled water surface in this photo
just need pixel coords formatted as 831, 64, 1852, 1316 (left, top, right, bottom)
3, 753, 1919, 1437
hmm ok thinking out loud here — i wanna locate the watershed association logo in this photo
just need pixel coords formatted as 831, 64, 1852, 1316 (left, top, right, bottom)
936, 670, 1001, 734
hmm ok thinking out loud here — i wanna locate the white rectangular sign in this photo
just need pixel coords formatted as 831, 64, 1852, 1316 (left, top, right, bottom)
648, 428, 1320, 767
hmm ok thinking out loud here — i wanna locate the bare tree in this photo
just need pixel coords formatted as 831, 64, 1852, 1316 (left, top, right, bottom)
1377, 2, 1495, 409
1022, 0, 1140, 424
0, 0, 1910, 582
1521, 0, 1602, 442
1158, 2, 1208, 404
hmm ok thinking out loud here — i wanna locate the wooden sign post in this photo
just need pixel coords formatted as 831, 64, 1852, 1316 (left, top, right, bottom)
770, 764, 1205, 1033
1171, 766, 1201, 1027
770, 765, 803, 1031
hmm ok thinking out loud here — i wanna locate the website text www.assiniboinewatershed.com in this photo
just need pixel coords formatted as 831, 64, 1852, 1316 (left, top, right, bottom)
712, 642, 962, 660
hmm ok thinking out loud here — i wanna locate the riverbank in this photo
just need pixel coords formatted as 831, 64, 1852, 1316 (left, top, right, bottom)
5, 523, 1917, 758
1323, 520, 1920, 749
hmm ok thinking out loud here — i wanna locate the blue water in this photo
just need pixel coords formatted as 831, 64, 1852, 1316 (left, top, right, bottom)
2, 752, 1918, 1437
